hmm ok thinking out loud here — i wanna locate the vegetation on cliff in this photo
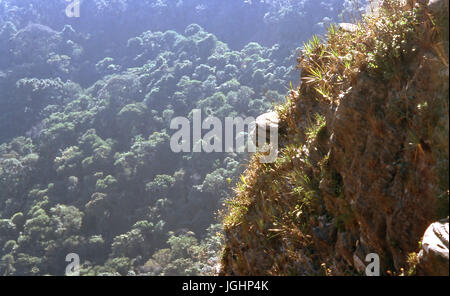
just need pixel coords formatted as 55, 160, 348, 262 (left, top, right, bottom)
220, 0, 449, 276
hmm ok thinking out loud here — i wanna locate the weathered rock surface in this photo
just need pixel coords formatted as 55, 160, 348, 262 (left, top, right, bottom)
338, 23, 358, 33
416, 219, 449, 275
249, 111, 279, 148
427, 0, 449, 13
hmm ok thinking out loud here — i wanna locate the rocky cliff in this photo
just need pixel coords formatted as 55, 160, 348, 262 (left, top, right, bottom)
220, 0, 449, 276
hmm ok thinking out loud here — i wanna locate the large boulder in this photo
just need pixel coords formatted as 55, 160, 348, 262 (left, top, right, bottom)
427, 0, 449, 13
416, 219, 449, 275
338, 23, 358, 33
249, 111, 279, 148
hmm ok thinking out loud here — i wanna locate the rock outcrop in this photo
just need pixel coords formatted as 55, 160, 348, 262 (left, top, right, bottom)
249, 111, 280, 147
338, 23, 358, 33
416, 219, 449, 275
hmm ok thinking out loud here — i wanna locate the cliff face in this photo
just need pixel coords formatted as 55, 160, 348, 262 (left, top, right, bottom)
220, 0, 449, 276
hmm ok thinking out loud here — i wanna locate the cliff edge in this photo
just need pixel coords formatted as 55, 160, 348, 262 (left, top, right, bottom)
220, 0, 449, 276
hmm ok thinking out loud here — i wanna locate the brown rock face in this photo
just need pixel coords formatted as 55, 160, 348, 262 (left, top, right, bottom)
322, 58, 447, 272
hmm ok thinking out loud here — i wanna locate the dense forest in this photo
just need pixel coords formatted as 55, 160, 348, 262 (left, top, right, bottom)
0, 0, 369, 275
